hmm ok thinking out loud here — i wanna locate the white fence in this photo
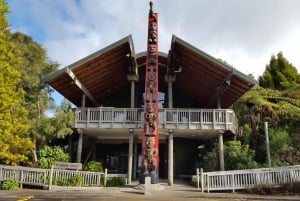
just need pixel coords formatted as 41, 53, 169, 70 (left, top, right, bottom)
0, 165, 127, 189
196, 165, 300, 192
75, 107, 238, 133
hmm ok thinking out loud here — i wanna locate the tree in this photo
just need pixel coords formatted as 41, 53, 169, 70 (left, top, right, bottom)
259, 52, 300, 90
10, 32, 76, 166
224, 141, 258, 170
0, 0, 34, 165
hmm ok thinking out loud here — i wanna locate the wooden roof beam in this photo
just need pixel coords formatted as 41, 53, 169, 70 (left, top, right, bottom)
66, 68, 99, 106
206, 69, 234, 108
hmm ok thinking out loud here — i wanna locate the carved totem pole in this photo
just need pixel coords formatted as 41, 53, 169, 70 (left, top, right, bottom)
140, 1, 159, 184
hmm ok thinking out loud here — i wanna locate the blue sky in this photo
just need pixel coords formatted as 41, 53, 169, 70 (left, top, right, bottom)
6, 0, 300, 104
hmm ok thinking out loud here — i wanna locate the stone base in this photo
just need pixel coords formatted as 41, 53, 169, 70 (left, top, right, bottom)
139, 173, 158, 184
134, 183, 165, 190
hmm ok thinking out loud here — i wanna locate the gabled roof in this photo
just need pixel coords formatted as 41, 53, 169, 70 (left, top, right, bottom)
44, 35, 257, 108
167, 35, 257, 108
44, 35, 136, 107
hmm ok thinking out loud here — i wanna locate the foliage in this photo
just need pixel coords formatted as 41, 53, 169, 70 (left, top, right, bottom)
240, 124, 251, 145
200, 142, 218, 172
84, 161, 104, 172
10, 32, 75, 146
52, 175, 83, 186
259, 52, 300, 90
224, 141, 258, 170
234, 84, 300, 151
267, 129, 300, 166
106, 177, 126, 187
0, 179, 19, 190
199, 140, 258, 171
0, 0, 34, 166
37, 145, 69, 168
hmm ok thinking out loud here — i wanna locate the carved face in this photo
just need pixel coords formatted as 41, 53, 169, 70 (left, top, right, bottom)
148, 73, 155, 81
146, 103, 154, 112
147, 112, 156, 120
146, 136, 155, 148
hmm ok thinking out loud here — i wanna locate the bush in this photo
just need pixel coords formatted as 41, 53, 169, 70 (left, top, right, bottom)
106, 177, 126, 187
37, 145, 69, 168
84, 161, 103, 172
52, 174, 83, 186
0, 180, 19, 190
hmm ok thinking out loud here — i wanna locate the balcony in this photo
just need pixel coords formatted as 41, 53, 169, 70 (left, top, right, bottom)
75, 107, 238, 135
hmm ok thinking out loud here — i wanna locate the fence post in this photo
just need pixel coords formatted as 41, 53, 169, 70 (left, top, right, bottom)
104, 168, 108, 187
200, 168, 204, 193
48, 166, 54, 190
207, 175, 210, 193
196, 168, 199, 190
232, 173, 235, 193
20, 170, 23, 189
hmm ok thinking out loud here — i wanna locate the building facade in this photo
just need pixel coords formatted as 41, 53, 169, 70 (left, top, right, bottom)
45, 35, 257, 185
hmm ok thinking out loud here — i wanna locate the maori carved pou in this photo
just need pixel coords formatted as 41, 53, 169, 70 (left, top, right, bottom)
140, 1, 159, 184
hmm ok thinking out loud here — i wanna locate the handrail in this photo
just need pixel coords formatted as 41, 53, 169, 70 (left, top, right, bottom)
74, 107, 238, 133
196, 165, 300, 192
0, 165, 105, 189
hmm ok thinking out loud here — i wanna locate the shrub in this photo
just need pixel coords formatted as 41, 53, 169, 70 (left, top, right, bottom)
37, 145, 69, 168
69, 174, 83, 186
106, 177, 126, 187
51, 174, 83, 186
84, 161, 103, 172
0, 180, 19, 190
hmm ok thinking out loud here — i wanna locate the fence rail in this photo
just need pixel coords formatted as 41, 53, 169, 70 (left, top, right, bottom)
75, 107, 238, 133
0, 165, 126, 189
196, 165, 300, 192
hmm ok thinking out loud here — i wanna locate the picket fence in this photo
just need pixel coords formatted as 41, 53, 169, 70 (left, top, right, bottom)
196, 165, 300, 192
0, 165, 126, 189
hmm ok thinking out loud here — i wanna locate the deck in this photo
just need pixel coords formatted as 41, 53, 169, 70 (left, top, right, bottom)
74, 107, 238, 134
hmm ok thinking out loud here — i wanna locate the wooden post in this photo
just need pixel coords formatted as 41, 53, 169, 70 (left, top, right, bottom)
48, 166, 54, 190
196, 168, 199, 190
200, 168, 204, 192
104, 168, 108, 187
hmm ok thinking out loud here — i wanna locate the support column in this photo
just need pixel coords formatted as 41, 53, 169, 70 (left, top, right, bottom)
127, 74, 139, 108
217, 97, 225, 171
68, 135, 73, 162
218, 131, 225, 171
168, 130, 174, 185
127, 129, 134, 184
165, 75, 176, 108
76, 129, 83, 163
76, 94, 86, 163
133, 143, 137, 180
127, 74, 138, 182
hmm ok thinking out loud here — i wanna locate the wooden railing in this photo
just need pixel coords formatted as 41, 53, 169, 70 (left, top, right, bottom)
196, 165, 300, 192
0, 165, 127, 189
75, 107, 238, 133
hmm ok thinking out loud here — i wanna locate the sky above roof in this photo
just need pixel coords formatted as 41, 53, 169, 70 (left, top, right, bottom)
7, 0, 300, 80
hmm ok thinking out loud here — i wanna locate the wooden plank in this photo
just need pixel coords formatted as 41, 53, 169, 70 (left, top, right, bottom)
54, 162, 82, 170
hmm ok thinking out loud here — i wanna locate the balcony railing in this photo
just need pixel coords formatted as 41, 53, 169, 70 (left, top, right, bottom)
75, 107, 238, 134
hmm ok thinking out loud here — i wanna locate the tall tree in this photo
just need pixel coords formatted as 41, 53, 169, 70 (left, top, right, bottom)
10, 32, 76, 165
10, 32, 58, 141
259, 52, 300, 90
0, 0, 33, 165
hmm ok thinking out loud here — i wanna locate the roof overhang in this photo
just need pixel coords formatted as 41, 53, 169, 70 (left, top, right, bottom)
44, 35, 137, 107
44, 35, 257, 108
167, 35, 257, 108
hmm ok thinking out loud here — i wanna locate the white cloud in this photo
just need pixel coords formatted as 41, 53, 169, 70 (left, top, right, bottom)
7, 0, 300, 78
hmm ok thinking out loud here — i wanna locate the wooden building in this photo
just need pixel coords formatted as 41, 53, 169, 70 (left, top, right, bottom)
44, 35, 257, 185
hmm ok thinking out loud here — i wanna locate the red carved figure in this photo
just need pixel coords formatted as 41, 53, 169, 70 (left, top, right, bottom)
140, 0, 159, 184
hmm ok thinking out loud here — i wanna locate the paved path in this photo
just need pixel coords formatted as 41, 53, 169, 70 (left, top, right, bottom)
0, 181, 299, 201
